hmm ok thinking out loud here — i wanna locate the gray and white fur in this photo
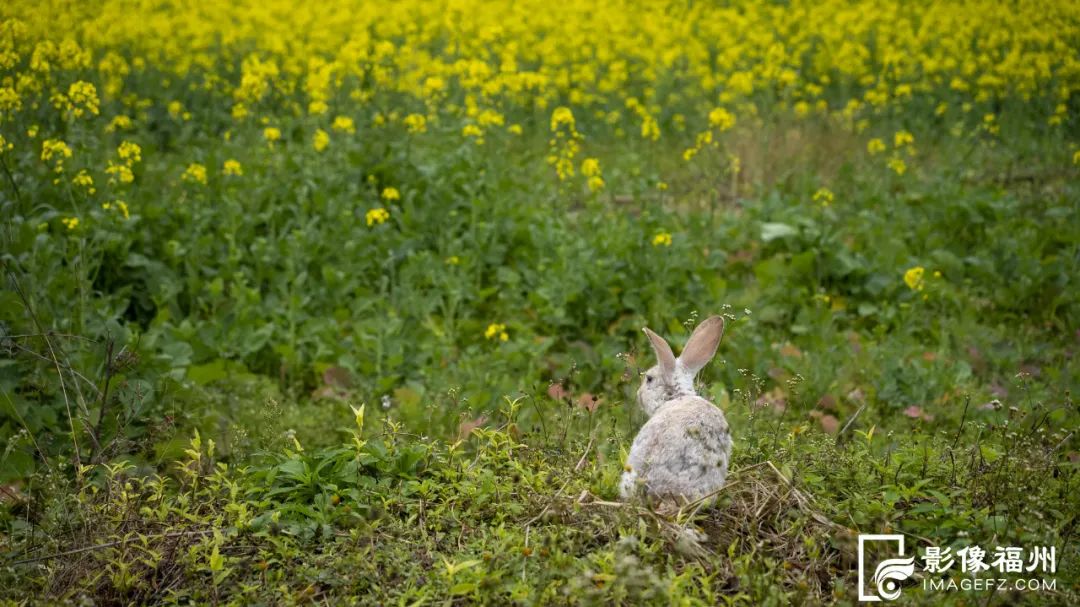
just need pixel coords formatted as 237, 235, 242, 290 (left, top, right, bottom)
619, 316, 732, 505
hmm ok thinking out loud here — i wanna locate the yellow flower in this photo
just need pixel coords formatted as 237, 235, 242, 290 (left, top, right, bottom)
867, 138, 886, 155
263, 127, 281, 143
550, 107, 575, 131
422, 76, 446, 97
888, 157, 907, 175
182, 162, 207, 184
894, 130, 914, 148
445, 255, 460, 265
53, 80, 99, 118
813, 187, 834, 207
903, 266, 925, 291
62, 217, 80, 230
313, 128, 329, 152
462, 124, 483, 140
102, 200, 130, 219
652, 231, 673, 247
1073, 150, 1080, 166
332, 115, 356, 134
581, 158, 601, 177
106, 161, 134, 184
167, 100, 183, 118
477, 110, 504, 127
507, 124, 523, 135
583, 160, 607, 184
640, 115, 660, 140
0, 86, 20, 113
41, 139, 73, 163
72, 170, 95, 194
1050, 104, 1067, 125
118, 141, 141, 165
308, 100, 328, 115
0, 134, 10, 154
41, 139, 73, 172
365, 207, 389, 226
708, 107, 735, 131
404, 113, 427, 134
484, 323, 508, 341
223, 159, 243, 176
106, 115, 133, 132
381, 187, 400, 201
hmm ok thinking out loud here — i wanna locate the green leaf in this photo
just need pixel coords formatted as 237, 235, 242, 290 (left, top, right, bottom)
449, 582, 477, 595
0, 449, 35, 481
761, 222, 798, 242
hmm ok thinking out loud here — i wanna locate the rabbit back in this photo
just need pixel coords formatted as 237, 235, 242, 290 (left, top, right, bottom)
620, 396, 731, 502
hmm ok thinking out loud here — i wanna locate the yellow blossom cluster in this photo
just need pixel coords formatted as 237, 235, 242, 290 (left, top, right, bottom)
484, 323, 509, 342
547, 107, 581, 181
581, 157, 604, 193
904, 266, 926, 291
101, 199, 129, 219
71, 169, 94, 193
182, 163, 207, 185
313, 128, 329, 152
365, 207, 390, 227
403, 113, 427, 134
2, 1, 1073, 128
106, 141, 140, 184
0, 0, 1078, 230
40, 138, 72, 172
50, 80, 98, 119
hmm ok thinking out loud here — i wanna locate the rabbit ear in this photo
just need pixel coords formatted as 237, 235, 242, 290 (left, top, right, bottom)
643, 327, 677, 379
679, 316, 725, 375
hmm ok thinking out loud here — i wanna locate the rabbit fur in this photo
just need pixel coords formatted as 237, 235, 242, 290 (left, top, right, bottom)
619, 316, 731, 505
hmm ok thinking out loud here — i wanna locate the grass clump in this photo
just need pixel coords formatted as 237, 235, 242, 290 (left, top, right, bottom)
3, 396, 1077, 605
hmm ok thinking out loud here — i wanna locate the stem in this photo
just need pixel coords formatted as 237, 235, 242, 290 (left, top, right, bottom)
90, 339, 116, 463
6, 267, 85, 467
952, 394, 971, 449
0, 155, 21, 205
8, 529, 213, 565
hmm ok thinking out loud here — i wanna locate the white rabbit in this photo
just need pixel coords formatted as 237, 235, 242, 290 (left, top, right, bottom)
619, 316, 731, 506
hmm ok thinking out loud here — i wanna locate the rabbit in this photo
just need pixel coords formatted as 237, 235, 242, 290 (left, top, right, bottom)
619, 315, 731, 507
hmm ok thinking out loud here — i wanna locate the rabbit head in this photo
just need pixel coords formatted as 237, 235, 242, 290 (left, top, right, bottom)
637, 316, 724, 417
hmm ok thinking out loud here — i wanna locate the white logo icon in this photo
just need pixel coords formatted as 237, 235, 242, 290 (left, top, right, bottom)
859, 534, 915, 601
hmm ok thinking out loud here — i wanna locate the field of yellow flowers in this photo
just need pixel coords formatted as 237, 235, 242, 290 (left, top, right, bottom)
2, 0, 1080, 604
